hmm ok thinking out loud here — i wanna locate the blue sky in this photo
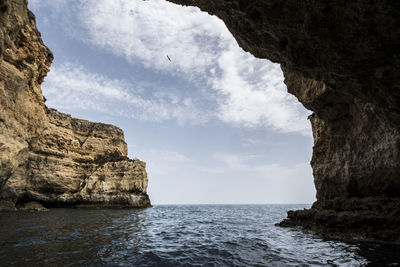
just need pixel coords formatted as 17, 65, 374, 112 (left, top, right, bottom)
29, 0, 315, 204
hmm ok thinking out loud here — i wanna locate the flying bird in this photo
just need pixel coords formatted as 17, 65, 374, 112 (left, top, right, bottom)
167, 55, 171, 62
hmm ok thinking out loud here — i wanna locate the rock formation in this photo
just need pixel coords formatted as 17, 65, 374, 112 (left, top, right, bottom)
19, 201, 47, 211
167, 0, 400, 243
0, 0, 150, 209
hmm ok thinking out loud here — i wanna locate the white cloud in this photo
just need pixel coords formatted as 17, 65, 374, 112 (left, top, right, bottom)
79, 0, 230, 76
214, 43, 310, 134
34, 0, 311, 135
77, 0, 311, 135
43, 63, 208, 124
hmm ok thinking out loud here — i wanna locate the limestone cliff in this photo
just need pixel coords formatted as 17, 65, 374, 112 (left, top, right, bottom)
0, 0, 150, 208
168, 0, 400, 243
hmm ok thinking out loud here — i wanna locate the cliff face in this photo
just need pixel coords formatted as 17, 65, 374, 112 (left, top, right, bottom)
168, 0, 400, 242
0, 0, 150, 208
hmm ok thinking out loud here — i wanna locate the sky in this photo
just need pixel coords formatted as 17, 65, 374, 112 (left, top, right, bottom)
29, 0, 315, 204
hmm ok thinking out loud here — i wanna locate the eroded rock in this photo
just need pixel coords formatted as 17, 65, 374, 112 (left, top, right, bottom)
0, 200, 16, 211
19, 202, 47, 211
0, 0, 150, 209
167, 0, 400, 243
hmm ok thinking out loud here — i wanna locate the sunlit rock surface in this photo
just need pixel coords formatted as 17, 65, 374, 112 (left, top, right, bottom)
168, 0, 400, 243
0, 0, 150, 208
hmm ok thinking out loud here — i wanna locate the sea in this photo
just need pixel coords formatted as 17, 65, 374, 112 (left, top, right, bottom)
0, 204, 399, 266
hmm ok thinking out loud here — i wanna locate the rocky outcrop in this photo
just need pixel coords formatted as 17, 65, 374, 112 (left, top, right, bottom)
0, 0, 150, 208
0, 200, 16, 211
19, 201, 47, 211
168, 0, 400, 243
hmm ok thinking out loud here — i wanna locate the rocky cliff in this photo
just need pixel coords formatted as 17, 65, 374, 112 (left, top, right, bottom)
168, 0, 400, 243
0, 0, 150, 209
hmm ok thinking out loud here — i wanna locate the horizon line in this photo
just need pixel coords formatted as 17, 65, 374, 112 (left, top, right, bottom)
150, 203, 313, 205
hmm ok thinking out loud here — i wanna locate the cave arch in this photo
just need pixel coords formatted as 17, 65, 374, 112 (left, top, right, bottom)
166, 0, 400, 243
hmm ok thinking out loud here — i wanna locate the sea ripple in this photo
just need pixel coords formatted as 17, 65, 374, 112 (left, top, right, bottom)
0, 205, 399, 266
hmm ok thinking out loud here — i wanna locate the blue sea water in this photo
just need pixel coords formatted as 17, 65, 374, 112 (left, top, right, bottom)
0, 204, 399, 266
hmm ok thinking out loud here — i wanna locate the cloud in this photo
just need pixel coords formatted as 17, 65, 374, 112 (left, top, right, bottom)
79, 0, 230, 76
33, 0, 311, 135
77, 0, 311, 135
213, 43, 310, 134
43, 63, 208, 124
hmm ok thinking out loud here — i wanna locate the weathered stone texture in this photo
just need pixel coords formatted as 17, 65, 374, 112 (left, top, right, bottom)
19, 201, 47, 211
0, 0, 150, 208
168, 0, 400, 242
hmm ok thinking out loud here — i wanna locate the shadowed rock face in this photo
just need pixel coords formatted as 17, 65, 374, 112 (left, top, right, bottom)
0, 0, 150, 209
168, 0, 400, 243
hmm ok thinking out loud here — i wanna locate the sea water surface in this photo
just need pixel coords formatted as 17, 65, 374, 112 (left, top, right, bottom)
0, 205, 399, 266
